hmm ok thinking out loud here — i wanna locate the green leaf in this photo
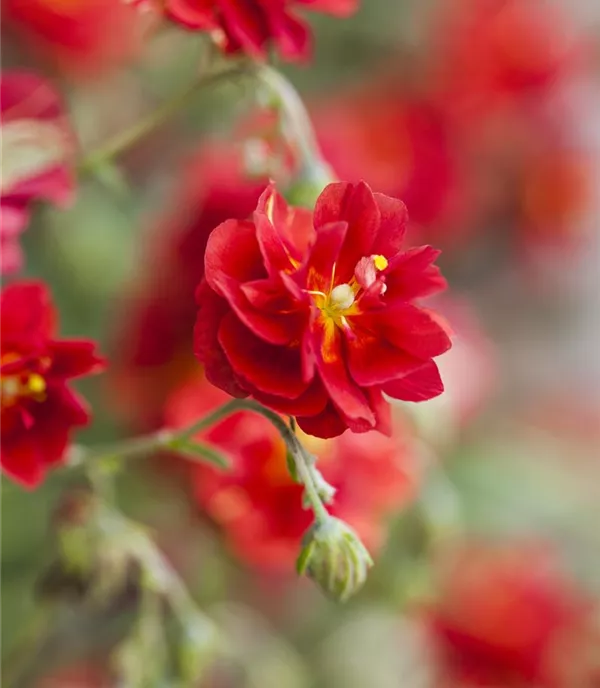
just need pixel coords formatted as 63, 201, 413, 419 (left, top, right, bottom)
168, 439, 231, 469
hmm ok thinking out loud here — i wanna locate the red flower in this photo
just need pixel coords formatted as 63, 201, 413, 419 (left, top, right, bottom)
165, 376, 415, 569
3, 0, 146, 79
194, 181, 451, 439
427, 543, 598, 688
0, 70, 75, 275
1, 282, 104, 488
110, 144, 267, 428
165, 0, 357, 61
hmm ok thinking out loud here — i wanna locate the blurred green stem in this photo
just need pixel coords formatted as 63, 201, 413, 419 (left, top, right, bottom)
256, 65, 335, 206
78, 63, 252, 175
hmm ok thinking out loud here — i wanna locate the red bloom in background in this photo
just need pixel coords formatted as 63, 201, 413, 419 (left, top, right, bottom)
0, 70, 75, 275
165, 376, 415, 569
425, 0, 586, 123
195, 181, 451, 438
1, 282, 104, 488
426, 0, 585, 106
427, 543, 598, 688
519, 146, 594, 250
313, 88, 462, 233
111, 144, 267, 428
166, 0, 357, 60
3, 0, 145, 78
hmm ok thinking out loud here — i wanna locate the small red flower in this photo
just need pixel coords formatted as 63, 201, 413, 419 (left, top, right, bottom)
1, 282, 104, 488
165, 0, 357, 61
194, 181, 451, 438
165, 376, 415, 569
0, 70, 75, 275
3, 0, 146, 79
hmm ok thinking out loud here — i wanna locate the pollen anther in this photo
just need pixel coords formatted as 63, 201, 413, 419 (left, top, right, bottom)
373, 255, 388, 271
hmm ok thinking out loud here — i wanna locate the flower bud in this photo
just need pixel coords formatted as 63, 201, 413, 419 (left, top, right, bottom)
297, 518, 373, 602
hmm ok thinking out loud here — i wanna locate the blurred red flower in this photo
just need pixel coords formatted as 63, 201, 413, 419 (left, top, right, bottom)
165, 0, 357, 60
0, 70, 75, 275
425, 0, 586, 123
110, 144, 267, 428
1, 282, 104, 488
2, 0, 146, 78
195, 181, 451, 438
165, 376, 415, 569
313, 88, 462, 234
427, 542, 599, 688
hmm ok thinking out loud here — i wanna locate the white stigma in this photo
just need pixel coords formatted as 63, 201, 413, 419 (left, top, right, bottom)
330, 283, 355, 310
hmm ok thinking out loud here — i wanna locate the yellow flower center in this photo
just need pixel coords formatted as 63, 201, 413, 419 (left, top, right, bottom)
1, 354, 48, 408
307, 255, 388, 362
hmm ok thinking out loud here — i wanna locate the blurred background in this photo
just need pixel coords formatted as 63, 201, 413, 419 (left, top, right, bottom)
2, 0, 600, 685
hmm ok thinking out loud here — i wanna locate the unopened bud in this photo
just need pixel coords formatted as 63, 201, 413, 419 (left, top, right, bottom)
297, 518, 373, 602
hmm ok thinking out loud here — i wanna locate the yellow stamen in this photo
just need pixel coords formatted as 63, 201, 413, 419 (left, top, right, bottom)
373, 254, 388, 271
27, 374, 47, 395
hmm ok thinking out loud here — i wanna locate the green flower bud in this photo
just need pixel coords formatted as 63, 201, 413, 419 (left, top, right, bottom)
297, 518, 373, 602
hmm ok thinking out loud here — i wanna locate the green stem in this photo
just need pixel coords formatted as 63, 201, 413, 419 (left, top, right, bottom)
78, 63, 252, 174
79, 399, 330, 525
256, 66, 333, 175
229, 400, 331, 524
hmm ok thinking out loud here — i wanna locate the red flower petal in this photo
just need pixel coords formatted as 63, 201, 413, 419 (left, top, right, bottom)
310, 312, 375, 431
386, 246, 447, 301
0, 280, 55, 351
314, 181, 381, 281
382, 361, 444, 402
204, 218, 266, 289
366, 387, 393, 437
218, 311, 310, 399
372, 191, 408, 256
251, 377, 329, 417
48, 340, 105, 379
268, 9, 311, 61
165, 0, 219, 29
0, 433, 44, 488
296, 400, 348, 438
194, 282, 248, 398
377, 303, 453, 360
205, 218, 298, 344
302, 220, 348, 292
347, 334, 425, 386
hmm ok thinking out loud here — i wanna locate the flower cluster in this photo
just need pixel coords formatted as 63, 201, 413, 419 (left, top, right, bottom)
194, 180, 451, 438
1, 283, 104, 488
